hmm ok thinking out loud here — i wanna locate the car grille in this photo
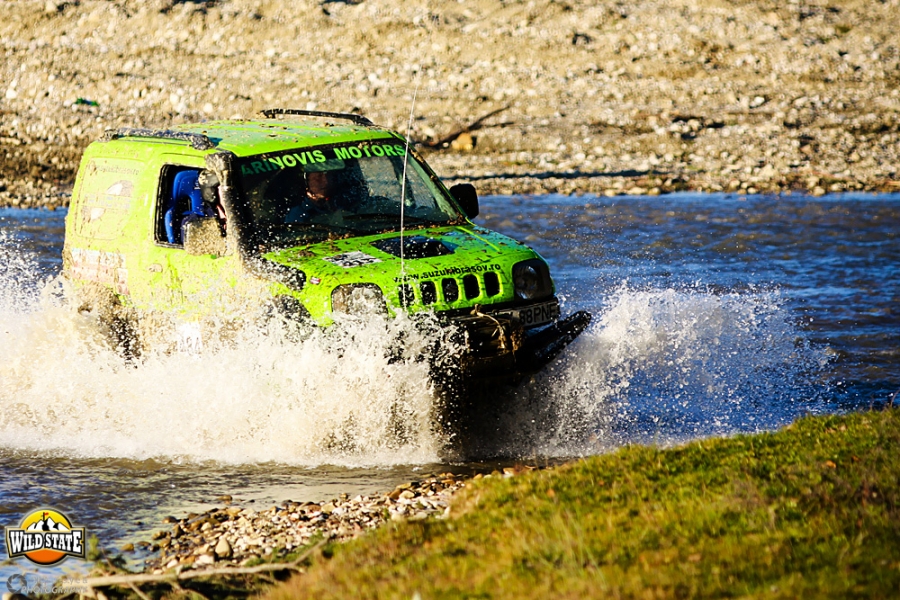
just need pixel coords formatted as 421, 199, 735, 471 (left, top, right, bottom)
399, 272, 503, 306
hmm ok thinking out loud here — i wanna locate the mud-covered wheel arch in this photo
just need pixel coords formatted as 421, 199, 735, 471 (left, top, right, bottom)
71, 280, 142, 359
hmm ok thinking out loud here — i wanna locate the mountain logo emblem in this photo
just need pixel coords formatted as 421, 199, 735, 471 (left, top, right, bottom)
4, 508, 86, 565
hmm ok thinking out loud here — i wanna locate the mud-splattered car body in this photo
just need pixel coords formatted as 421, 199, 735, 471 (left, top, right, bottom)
63, 110, 590, 379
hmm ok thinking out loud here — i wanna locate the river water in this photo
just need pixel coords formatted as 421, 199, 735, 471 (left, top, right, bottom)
1, 192, 898, 577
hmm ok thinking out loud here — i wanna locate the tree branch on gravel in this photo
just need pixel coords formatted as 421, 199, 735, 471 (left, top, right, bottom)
418, 105, 512, 149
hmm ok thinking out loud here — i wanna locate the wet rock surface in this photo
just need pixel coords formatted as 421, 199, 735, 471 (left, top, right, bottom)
140, 473, 471, 573
2, 0, 899, 209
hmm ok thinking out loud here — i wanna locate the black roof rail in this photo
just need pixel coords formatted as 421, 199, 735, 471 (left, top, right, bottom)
260, 109, 374, 127
101, 128, 215, 151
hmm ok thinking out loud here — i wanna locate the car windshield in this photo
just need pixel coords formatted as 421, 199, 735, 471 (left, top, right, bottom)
237, 140, 464, 249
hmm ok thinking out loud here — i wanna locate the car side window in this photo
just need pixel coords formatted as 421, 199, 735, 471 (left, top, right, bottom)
155, 166, 205, 247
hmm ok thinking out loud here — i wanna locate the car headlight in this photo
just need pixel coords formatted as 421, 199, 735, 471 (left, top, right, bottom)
512, 259, 554, 301
331, 284, 387, 316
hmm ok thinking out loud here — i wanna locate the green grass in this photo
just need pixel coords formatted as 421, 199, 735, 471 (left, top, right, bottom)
267, 408, 900, 599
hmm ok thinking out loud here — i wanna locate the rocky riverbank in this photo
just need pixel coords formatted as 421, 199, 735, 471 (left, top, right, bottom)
137, 472, 479, 573
2, 0, 899, 210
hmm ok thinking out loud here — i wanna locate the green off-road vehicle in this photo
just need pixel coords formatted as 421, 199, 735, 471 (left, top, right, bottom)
63, 109, 590, 382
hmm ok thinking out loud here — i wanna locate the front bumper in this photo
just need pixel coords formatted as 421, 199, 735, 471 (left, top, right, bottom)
444, 298, 592, 379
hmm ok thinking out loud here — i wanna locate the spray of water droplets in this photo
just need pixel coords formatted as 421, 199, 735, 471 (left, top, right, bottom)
455, 284, 826, 458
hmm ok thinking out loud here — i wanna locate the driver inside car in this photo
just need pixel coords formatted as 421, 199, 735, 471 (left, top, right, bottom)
286, 170, 361, 224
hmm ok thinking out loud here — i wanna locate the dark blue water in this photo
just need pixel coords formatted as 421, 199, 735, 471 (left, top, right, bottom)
479, 192, 899, 406
1, 192, 898, 578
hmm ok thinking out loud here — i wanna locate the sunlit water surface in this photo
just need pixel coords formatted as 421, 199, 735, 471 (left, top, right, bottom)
1, 192, 897, 576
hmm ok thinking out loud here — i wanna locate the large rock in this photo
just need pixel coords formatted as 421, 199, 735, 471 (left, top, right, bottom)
214, 537, 232, 559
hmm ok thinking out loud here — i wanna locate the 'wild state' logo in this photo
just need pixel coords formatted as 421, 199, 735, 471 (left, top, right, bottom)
4, 508, 86, 565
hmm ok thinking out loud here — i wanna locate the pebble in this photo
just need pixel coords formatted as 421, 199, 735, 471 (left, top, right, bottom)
195, 554, 215, 567
214, 537, 232, 559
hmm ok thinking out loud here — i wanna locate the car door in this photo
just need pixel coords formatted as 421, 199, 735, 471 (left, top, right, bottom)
133, 155, 248, 346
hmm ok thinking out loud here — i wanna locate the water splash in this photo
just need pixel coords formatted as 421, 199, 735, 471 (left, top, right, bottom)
457, 284, 826, 458
0, 229, 42, 312
0, 233, 449, 465
0, 306, 449, 465
1, 228, 824, 464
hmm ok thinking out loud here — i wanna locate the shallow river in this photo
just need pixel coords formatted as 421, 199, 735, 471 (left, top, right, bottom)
1, 192, 898, 577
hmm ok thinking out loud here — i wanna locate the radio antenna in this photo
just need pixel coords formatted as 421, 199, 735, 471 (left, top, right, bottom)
399, 76, 420, 302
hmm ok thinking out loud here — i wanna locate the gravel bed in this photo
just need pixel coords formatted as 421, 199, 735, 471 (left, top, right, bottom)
2, 0, 899, 210
136, 472, 479, 573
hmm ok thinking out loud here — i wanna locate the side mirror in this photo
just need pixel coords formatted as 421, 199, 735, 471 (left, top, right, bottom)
449, 183, 479, 218
183, 216, 226, 257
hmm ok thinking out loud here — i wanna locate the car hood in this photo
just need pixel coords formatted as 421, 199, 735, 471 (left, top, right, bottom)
262, 225, 538, 286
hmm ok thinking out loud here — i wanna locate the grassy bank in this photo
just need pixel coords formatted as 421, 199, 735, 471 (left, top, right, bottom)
267, 408, 900, 599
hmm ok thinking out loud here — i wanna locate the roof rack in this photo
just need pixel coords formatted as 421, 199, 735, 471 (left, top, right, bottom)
260, 109, 374, 127
101, 128, 215, 151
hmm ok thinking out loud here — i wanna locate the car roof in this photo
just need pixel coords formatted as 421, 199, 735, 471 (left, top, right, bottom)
97, 115, 405, 158
174, 117, 402, 157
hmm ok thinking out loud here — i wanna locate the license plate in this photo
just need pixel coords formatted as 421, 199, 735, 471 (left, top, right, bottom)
499, 300, 560, 328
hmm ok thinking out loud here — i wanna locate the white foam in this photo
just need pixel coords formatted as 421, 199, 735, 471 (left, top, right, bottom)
0, 304, 449, 465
